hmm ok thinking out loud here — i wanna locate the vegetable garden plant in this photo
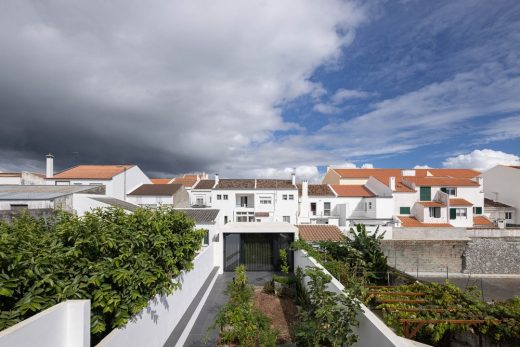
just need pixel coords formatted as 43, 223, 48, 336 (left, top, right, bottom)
0, 207, 205, 343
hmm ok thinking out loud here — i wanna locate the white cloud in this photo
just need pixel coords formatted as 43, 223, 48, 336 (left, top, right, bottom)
442, 149, 520, 171
479, 115, 520, 143
414, 165, 432, 169
331, 88, 372, 104
313, 103, 341, 114
248, 166, 322, 183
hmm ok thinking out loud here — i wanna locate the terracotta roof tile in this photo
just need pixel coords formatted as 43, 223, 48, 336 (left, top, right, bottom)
449, 198, 473, 206
330, 185, 374, 197
192, 180, 215, 189
171, 177, 198, 187
398, 216, 453, 228
255, 179, 295, 189
473, 216, 494, 226
151, 178, 173, 184
128, 184, 182, 196
296, 184, 334, 196
296, 225, 343, 242
418, 201, 445, 207
52, 165, 134, 180
215, 179, 255, 189
484, 198, 513, 208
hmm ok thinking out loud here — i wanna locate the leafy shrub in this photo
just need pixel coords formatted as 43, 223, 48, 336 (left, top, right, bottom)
263, 280, 275, 294
272, 274, 295, 285
0, 207, 205, 343
293, 267, 360, 346
279, 248, 289, 274
212, 266, 278, 347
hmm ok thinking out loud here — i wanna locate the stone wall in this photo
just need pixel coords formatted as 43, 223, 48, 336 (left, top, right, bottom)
381, 240, 468, 273
463, 238, 520, 274
381, 237, 520, 274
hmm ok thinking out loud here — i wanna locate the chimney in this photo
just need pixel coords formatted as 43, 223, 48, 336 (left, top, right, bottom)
302, 180, 309, 198
326, 165, 331, 172
291, 172, 296, 185
389, 176, 396, 191
45, 154, 54, 178
215, 173, 219, 185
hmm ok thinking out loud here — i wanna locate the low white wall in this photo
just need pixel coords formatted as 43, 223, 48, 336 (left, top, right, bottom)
294, 250, 412, 347
0, 300, 90, 347
97, 243, 217, 347
466, 228, 520, 238
392, 227, 469, 240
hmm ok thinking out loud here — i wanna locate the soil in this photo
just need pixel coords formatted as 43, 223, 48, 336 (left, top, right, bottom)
252, 286, 298, 344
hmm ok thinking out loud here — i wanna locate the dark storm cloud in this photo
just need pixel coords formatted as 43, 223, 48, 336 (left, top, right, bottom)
0, 0, 364, 176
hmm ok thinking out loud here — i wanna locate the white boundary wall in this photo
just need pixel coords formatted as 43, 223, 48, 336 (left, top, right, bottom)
98, 243, 217, 347
294, 250, 414, 347
0, 300, 90, 347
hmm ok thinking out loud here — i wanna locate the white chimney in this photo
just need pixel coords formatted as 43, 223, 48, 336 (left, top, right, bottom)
389, 176, 396, 191
215, 173, 219, 185
45, 154, 54, 178
291, 172, 296, 185
302, 180, 309, 198
326, 165, 331, 172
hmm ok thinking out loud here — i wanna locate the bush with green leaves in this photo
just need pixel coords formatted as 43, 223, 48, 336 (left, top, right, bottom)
0, 207, 205, 343
212, 265, 278, 347
293, 267, 360, 347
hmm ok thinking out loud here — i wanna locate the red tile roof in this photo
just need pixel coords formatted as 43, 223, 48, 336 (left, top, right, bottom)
404, 177, 479, 187
192, 180, 216, 189
473, 216, 494, 226
484, 198, 512, 208
449, 198, 473, 206
398, 216, 453, 228
52, 165, 134, 179
128, 184, 183, 196
171, 177, 198, 187
418, 201, 445, 207
296, 184, 335, 196
330, 185, 374, 197
151, 178, 173, 184
296, 225, 344, 242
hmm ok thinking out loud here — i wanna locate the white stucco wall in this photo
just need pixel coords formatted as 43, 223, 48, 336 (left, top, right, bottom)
484, 165, 520, 224
98, 243, 217, 347
294, 250, 412, 347
0, 300, 90, 347
127, 195, 173, 206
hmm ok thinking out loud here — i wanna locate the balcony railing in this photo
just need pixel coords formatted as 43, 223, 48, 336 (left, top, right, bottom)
236, 204, 254, 208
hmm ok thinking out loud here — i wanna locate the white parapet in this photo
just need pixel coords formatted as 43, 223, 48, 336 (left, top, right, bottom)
0, 300, 90, 347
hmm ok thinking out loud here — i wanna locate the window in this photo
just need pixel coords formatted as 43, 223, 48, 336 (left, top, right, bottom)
203, 230, 209, 246
259, 196, 272, 204
366, 202, 373, 210
473, 207, 482, 215
282, 194, 288, 200
400, 207, 411, 215
420, 187, 431, 201
196, 197, 204, 206
236, 211, 255, 222
441, 187, 457, 196
429, 207, 441, 218
451, 208, 467, 219
289, 194, 294, 200
224, 216, 228, 224
283, 216, 290, 223
324, 202, 331, 216
223, 194, 228, 200
310, 202, 317, 215
217, 194, 222, 200
505, 212, 513, 220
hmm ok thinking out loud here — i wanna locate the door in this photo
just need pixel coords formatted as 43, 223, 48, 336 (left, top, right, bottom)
242, 234, 272, 271
240, 196, 248, 207
224, 233, 241, 271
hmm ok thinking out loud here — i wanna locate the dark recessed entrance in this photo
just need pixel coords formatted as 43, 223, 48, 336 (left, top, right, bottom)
223, 233, 294, 272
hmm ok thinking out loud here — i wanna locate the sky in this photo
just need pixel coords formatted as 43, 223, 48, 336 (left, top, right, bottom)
0, 0, 519, 181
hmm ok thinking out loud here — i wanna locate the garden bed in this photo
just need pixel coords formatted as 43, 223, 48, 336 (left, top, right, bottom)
252, 287, 298, 344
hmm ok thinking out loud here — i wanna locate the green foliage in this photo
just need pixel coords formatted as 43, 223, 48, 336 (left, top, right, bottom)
293, 267, 360, 347
0, 207, 204, 343
372, 282, 520, 344
349, 225, 388, 284
212, 266, 278, 347
294, 266, 310, 308
263, 280, 275, 295
279, 248, 289, 274
272, 274, 295, 285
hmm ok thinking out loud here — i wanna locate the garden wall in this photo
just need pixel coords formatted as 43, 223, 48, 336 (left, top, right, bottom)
0, 300, 90, 347
97, 243, 218, 347
463, 237, 520, 274
294, 250, 413, 347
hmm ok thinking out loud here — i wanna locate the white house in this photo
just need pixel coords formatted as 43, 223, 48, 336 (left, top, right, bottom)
323, 167, 488, 228
483, 165, 520, 225
45, 156, 151, 200
0, 172, 46, 185
190, 174, 299, 224
127, 184, 189, 208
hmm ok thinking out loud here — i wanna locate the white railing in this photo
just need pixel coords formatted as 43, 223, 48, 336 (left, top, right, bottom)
294, 250, 414, 347
0, 300, 90, 347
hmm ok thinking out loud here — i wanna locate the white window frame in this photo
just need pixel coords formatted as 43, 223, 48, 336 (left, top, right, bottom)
216, 194, 222, 200
223, 194, 228, 200
282, 194, 288, 200
456, 208, 467, 218
324, 202, 331, 216
283, 216, 290, 223
444, 187, 457, 196
288, 194, 294, 200
429, 207, 441, 218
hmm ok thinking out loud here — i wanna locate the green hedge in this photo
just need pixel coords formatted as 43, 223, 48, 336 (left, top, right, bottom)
0, 207, 205, 343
